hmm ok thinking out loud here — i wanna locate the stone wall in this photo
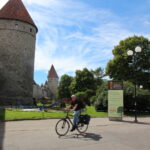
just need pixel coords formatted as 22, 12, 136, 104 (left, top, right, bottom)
48, 78, 58, 100
0, 19, 36, 105
33, 84, 48, 100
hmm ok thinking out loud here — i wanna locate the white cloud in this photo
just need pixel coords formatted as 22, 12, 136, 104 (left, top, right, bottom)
0, 0, 8, 9
24, 0, 135, 77
93, 23, 133, 47
2, 0, 149, 80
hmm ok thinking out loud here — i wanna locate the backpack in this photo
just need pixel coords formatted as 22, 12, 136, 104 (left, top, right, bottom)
79, 114, 91, 124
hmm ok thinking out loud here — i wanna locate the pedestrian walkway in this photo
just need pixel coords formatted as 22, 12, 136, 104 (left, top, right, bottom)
0, 117, 150, 150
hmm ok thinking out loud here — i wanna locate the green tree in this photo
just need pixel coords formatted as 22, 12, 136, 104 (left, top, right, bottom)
123, 81, 150, 96
70, 68, 96, 94
106, 36, 150, 89
69, 78, 77, 93
93, 82, 108, 111
123, 81, 134, 95
123, 81, 150, 112
75, 89, 95, 106
92, 81, 150, 112
91, 67, 105, 88
58, 74, 73, 99
75, 91, 86, 100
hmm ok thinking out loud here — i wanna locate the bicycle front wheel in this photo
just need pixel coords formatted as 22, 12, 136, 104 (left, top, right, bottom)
55, 119, 70, 136
77, 123, 88, 134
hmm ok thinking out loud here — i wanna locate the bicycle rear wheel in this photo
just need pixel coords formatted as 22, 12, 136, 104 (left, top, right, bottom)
77, 123, 88, 133
55, 119, 70, 136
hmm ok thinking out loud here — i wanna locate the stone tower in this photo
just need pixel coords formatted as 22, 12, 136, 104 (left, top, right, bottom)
47, 65, 59, 100
0, 0, 38, 105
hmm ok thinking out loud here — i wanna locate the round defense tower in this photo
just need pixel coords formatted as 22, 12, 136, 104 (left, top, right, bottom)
47, 65, 59, 100
0, 0, 38, 105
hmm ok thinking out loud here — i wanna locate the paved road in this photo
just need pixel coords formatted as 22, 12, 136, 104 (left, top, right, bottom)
0, 117, 150, 150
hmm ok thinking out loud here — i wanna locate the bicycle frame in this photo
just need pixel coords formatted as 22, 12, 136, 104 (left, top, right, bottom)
63, 111, 74, 127
55, 110, 89, 136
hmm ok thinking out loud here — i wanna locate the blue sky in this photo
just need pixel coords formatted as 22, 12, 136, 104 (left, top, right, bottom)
1, 0, 150, 85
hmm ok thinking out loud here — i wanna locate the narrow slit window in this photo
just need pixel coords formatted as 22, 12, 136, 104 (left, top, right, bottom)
15, 24, 19, 29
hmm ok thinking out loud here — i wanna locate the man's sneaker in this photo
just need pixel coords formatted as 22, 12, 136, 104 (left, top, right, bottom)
70, 125, 76, 132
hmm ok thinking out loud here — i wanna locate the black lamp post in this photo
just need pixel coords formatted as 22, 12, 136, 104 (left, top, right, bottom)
127, 46, 142, 123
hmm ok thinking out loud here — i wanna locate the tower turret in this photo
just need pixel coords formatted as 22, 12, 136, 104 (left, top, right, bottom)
47, 65, 59, 100
0, 0, 38, 105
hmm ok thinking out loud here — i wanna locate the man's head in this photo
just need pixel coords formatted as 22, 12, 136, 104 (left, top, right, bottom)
71, 95, 76, 101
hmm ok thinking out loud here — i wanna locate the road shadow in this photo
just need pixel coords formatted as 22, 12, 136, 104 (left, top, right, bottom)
0, 108, 5, 150
60, 132, 102, 141
116, 120, 150, 126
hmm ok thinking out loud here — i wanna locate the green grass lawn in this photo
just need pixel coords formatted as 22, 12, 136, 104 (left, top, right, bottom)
83, 106, 108, 117
0, 106, 108, 121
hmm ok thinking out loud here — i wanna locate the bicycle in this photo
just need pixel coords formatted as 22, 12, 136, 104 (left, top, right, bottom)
55, 110, 88, 136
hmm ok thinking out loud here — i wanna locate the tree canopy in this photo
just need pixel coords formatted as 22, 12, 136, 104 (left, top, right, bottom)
70, 68, 96, 94
91, 67, 105, 88
58, 74, 73, 99
106, 36, 150, 88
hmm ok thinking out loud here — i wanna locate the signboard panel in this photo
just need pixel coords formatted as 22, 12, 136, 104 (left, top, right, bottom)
108, 90, 123, 120
108, 81, 123, 90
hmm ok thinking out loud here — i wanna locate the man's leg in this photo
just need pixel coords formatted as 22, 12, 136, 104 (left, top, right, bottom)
70, 110, 81, 132
73, 110, 81, 125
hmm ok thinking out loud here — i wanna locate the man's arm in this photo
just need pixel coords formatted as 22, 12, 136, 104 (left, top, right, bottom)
70, 104, 78, 112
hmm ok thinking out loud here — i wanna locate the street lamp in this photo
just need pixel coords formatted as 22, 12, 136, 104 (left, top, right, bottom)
127, 46, 142, 123
140, 85, 143, 89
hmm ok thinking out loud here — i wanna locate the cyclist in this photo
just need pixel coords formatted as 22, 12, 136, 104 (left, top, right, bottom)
66, 95, 84, 132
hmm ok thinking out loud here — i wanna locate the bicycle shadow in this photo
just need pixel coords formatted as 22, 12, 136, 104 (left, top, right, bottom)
61, 132, 102, 141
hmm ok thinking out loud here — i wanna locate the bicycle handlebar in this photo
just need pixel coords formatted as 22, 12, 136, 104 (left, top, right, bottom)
61, 109, 74, 117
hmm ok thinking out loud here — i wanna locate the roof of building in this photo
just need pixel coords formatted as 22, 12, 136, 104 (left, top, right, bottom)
48, 65, 58, 78
0, 0, 38, 32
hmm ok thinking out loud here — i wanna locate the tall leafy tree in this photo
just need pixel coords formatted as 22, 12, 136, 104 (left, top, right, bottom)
91, 67, 105, 87
93, 81, 108, 111
58, 74, 73, 99
70, 68, 96, 94
106, 36, 150, 88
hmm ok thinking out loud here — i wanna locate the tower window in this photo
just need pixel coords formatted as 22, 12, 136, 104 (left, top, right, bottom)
30, 28, 32, 32
15, 24, 19, 29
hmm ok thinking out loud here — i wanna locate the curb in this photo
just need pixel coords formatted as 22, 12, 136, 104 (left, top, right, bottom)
1, 116, 149, 122
0, 116, 108, 122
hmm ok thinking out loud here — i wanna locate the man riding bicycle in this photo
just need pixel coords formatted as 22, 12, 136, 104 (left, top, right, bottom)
66, 95, 84, 132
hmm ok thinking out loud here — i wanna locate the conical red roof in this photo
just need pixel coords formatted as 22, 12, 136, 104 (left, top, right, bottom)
0, 0, 38, 32
48, 65, 58, 78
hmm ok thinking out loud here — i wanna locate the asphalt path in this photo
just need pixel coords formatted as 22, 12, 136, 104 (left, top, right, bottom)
0, 117, 150, 150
